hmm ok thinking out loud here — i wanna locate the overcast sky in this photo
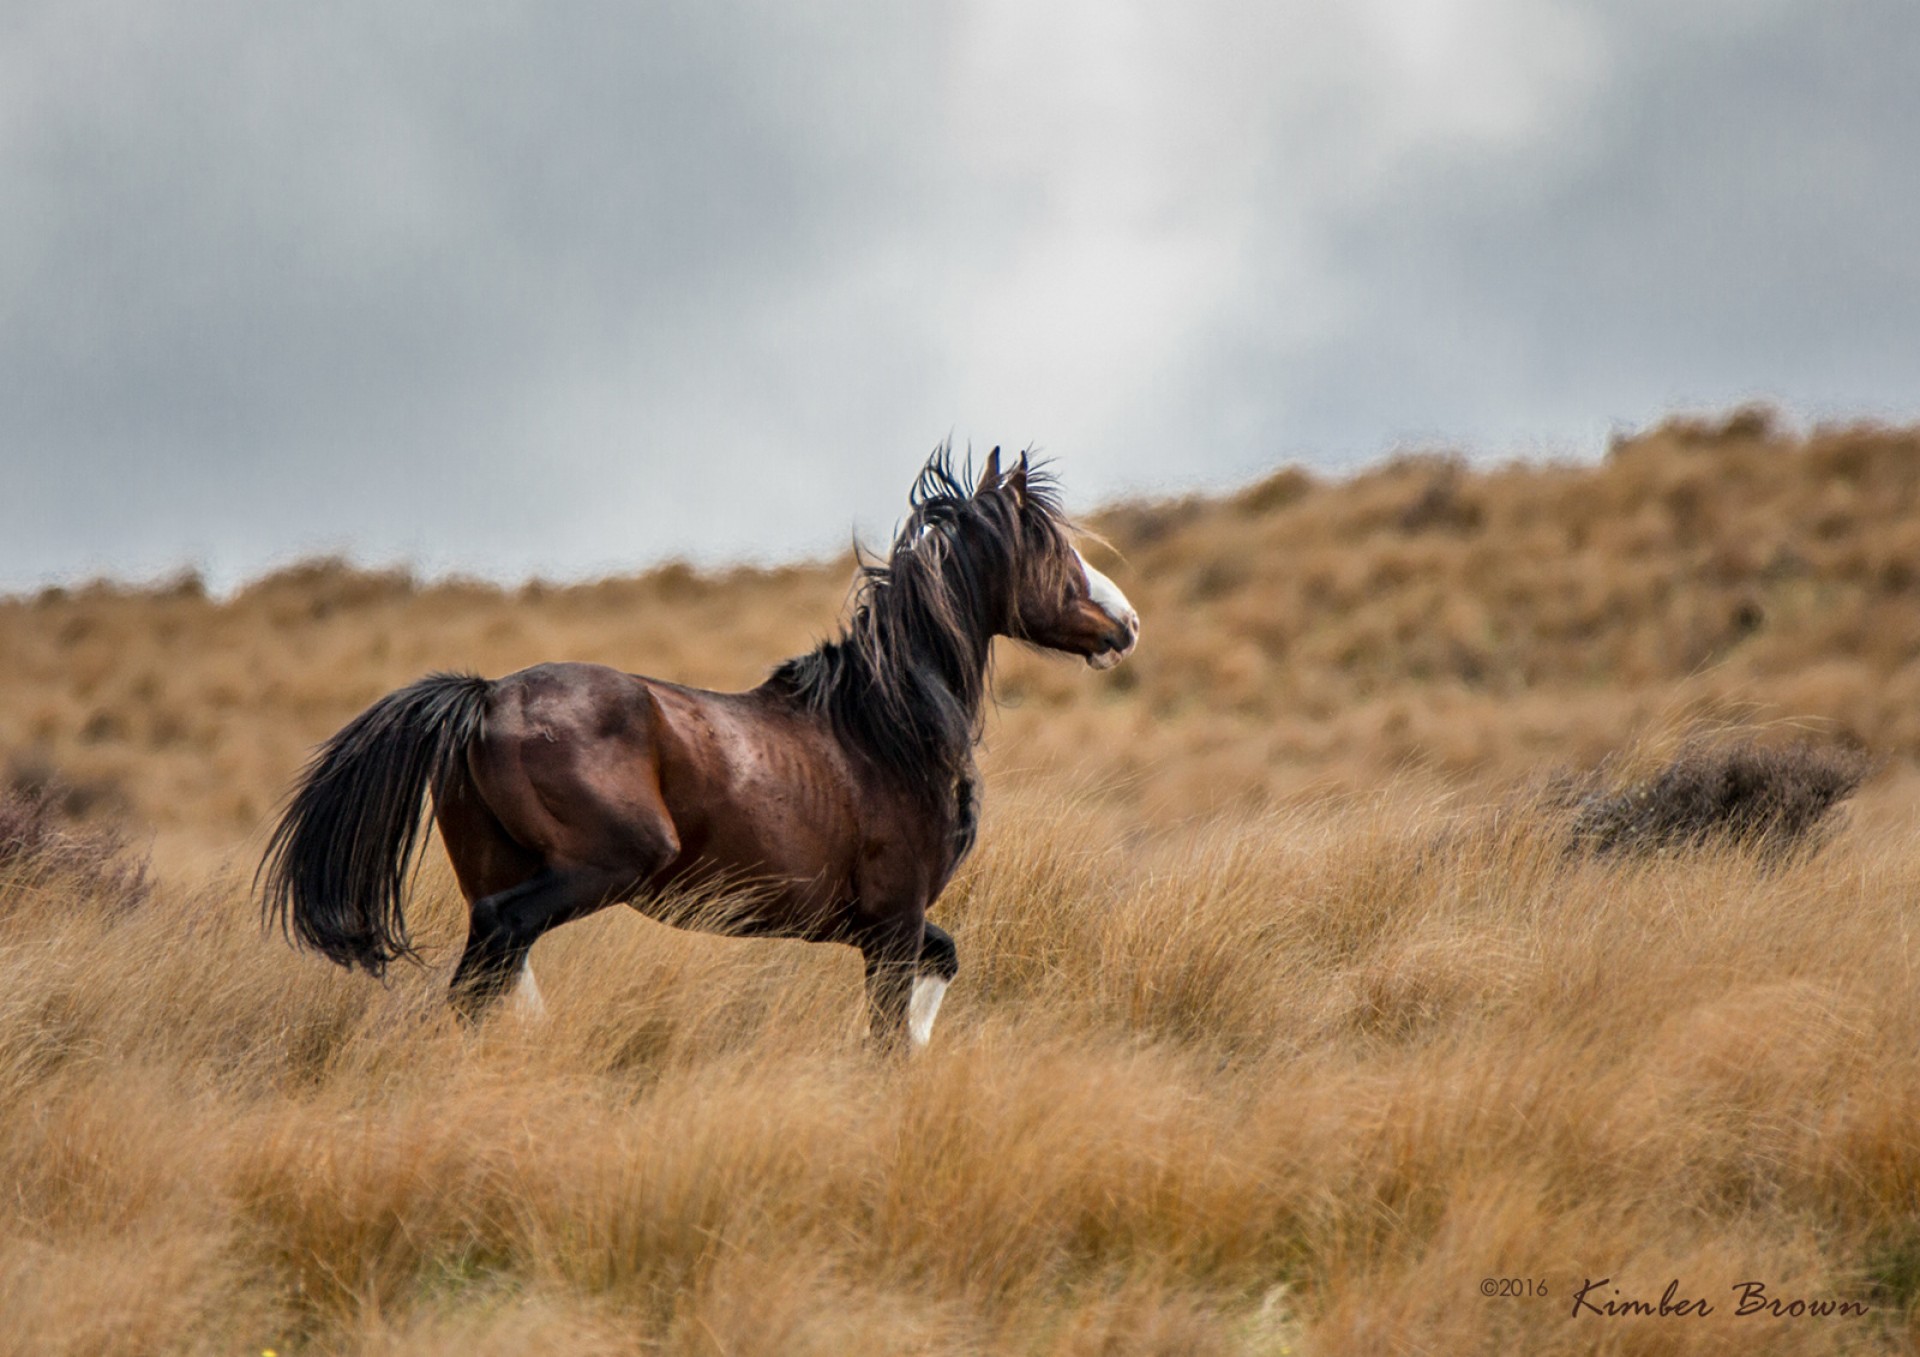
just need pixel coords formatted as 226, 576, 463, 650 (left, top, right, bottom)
3, 0, 1916, 593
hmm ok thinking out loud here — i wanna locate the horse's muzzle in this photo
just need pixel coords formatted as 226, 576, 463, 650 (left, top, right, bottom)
1087, 618, 1139, 670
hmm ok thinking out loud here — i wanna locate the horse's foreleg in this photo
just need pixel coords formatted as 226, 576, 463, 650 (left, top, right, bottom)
909, 923, 959, 1048
856, 911, 925, 1054
510, 956, 548, 1020
449, 865, 631, 1023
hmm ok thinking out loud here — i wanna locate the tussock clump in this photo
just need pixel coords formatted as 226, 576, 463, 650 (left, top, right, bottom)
0, 785, 151, 912
6, 752, 127, 822
0, 784, 64, 867
1556, 737, 1870, 859
1, 778, 1918, 1353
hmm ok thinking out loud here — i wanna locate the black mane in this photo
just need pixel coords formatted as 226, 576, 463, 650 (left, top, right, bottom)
766, 444, 1068, 806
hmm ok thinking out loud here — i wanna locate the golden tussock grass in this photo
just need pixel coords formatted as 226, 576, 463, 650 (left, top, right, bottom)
3, 411, 1919, 1353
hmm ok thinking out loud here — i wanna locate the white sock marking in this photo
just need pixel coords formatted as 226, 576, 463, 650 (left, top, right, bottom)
511, 958, 548, 1022
908, 976, 949, 1048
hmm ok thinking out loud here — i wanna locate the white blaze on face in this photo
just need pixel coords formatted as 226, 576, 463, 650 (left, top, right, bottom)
908, 975, 950, 1048
1075, 548, 1140, 669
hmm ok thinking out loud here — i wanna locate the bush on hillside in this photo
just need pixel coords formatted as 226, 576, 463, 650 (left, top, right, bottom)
1552, 738, 1870, 859
0, 781, 151, 913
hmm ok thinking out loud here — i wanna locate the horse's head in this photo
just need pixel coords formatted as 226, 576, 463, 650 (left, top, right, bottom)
967, 448, 1140, 670
773, 444, 1140, 806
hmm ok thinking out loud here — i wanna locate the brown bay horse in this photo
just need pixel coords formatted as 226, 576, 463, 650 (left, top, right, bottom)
258, 448, 1139, 1048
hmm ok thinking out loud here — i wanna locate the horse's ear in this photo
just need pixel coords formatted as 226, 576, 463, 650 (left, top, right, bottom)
1006, 450, 1029, 507
976, 446, 1001, 496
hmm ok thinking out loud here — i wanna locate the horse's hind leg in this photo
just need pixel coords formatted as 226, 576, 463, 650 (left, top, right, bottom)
434, 767, 546, 1021
908, 923, 958, 1048
449, 865, 632, 1023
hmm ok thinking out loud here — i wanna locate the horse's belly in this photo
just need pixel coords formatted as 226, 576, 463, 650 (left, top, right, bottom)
640, 821, 854, 938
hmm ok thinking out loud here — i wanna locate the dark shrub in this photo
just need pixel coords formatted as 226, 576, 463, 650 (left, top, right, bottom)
1553, 739, 1870, 859
0, 783, 151, 913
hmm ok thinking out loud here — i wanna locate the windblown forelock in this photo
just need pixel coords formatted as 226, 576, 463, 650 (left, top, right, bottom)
881, 444, 1073, 637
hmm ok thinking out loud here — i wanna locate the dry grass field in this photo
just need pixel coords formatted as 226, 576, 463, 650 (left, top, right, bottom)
4, 410, 1920, 1354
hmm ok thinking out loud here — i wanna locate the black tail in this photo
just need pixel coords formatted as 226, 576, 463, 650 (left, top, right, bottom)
258, 672, 493, 976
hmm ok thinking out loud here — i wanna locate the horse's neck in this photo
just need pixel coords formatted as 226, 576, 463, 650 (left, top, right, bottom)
862, 599, 992, 807
891, 589, 996, 717
766, 575, 998, 810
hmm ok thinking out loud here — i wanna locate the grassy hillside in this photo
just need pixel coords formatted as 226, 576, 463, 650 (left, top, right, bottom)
3, 411, 1919, 1353
6, 408, 1918, 870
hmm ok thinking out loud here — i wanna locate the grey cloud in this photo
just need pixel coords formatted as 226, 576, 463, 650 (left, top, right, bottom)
2, 1, 1916, 591
1220, 0, 1920, 461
